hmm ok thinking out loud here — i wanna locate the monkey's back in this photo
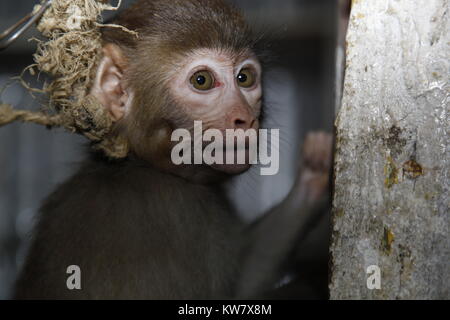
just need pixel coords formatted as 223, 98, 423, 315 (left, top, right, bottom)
13, 157, 242, 299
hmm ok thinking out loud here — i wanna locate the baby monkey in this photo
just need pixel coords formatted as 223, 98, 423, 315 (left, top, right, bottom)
13, 0, 333, 299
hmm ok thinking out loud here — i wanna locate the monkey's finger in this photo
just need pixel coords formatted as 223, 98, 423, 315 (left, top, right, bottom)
302, 131, 334, 172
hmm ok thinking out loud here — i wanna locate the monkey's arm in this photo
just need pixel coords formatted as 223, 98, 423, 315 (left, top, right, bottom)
237, 132, 333, 299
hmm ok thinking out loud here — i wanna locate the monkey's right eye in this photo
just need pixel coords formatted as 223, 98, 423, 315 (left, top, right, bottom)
190, 71, 215, 91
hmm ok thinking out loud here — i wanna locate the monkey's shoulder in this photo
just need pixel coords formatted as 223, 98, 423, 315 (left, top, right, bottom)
15, 158, 241, 299
37, 158, 234, 229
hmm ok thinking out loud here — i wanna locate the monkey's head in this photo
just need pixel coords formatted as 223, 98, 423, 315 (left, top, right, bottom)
92, 0, 266, 181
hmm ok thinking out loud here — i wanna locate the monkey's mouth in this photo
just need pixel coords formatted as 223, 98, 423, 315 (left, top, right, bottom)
208, 145, 254, 175
210, 162, 252, 175
171, 137, 257, 175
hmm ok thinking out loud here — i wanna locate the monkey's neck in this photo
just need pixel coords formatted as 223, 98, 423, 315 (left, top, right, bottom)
84, 152, 234, 211
110, 151, 233, 185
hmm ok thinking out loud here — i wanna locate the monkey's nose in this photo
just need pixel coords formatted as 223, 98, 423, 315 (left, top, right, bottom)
231, 116, 256, 130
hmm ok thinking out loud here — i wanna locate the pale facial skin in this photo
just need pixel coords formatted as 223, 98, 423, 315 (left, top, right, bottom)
170, 48, 263, 133
168, 49, 263, 174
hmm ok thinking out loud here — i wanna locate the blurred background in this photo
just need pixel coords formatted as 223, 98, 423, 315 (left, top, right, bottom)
0, 0, 348, 299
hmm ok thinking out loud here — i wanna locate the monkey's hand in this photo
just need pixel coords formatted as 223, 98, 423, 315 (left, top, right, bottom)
237, 132, 333, 299
295, 131, 334, 205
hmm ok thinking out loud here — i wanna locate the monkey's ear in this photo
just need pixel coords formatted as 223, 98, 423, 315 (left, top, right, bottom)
91, 43, 131, 122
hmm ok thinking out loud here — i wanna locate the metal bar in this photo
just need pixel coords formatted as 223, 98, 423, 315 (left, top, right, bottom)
0, 0, 52, 51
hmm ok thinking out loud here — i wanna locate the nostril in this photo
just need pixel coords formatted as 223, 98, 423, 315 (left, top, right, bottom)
234, 119, 246, 127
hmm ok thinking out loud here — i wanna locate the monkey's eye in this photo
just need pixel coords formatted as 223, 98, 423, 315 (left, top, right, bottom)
190, 71, 215, 91
237, 68, 256, 88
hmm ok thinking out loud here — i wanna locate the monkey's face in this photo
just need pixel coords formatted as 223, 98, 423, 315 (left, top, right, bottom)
91, 0, 267, 181
91, 44, 263, 179
168, 48, 263, 175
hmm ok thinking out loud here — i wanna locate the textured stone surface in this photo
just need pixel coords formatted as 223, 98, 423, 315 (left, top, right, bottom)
330, 0, 449, 299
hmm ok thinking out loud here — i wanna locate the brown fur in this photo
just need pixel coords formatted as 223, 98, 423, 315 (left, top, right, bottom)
14, 156, 242, 299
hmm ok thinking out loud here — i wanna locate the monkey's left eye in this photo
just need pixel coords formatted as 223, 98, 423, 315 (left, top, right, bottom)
237, 68, 256, 88
190, 71, 215, 91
